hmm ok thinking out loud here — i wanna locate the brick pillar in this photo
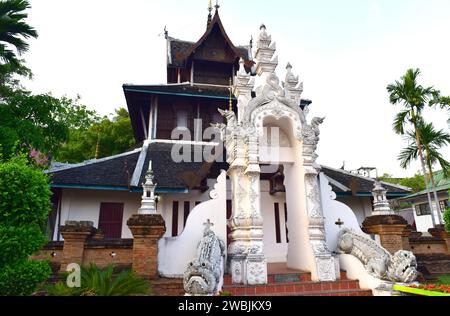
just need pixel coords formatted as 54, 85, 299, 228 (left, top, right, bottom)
429, 225, 450, 255
402, 225, 413, 251
362, 215, 408, 255
127, 214, 166, 279
59, 221, 95, 271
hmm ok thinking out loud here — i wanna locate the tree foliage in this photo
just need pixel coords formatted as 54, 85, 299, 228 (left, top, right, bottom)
56, 108, 135, 163
445, 190, 450, 233
0, 157, 52, 295
380, 173, 426, 193
0, 90, 98, 162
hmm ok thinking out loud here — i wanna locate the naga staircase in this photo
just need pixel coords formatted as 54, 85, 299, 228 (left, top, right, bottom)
222, 263, 373, 297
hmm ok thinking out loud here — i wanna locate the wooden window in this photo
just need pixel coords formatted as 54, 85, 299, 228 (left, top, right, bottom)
284, 203, 289, 243
172, 201, 179, 237
439, 200, 448, 213
183, 202, 190, 228
99, 203, 124, 239
415, 203, 431, 216
274, 203, 281, 244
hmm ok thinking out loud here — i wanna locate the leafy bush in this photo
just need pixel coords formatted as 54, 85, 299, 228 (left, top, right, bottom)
0, 260, 51, 296
437, 275, 450, 285
0, 157, 51, 295
0, 157, 51, 227
46, 264, 150, 296
444, 190, 450, 233
444, 208, 450, 233
0, 225, 48, 266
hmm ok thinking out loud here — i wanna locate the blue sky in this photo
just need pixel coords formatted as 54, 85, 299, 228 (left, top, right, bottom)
24, 0, 450, 177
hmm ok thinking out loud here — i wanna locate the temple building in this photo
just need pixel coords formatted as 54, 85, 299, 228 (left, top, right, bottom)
46, 3, 419, 294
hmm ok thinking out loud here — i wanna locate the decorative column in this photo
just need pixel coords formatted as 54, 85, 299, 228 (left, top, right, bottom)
302, 118, 337, 282
127, 161, 166, 279
233, 58, 254, 124
362, 181, 408, 255
244, 130, 267, 285
59, 221, 95, 271
222, 107, 267, 285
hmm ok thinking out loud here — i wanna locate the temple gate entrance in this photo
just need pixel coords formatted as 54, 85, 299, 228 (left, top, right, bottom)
218, 25, 337, 285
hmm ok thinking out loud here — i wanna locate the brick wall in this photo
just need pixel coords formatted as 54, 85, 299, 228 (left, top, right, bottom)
32, 242, 64, 265
409, 237, 448, 255
32, 240, 133, 269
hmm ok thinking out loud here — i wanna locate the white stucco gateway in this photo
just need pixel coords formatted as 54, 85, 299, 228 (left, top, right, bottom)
217, 25, 337, 285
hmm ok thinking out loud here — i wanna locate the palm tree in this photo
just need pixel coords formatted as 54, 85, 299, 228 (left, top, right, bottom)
387, 69, 443, 226
0, 0, 37, 63
0, 0, 37, 88
399, 121, 450, 223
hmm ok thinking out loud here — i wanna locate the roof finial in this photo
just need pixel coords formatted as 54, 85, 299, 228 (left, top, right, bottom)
95, 132, 100, 159
207, 0, 213, 27
215, 0, 220, 11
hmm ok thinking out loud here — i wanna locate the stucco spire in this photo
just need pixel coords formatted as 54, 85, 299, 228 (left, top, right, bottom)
207, 0, 213, 27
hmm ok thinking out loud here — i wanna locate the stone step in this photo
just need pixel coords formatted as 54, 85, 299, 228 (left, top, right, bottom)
223, 279, 361, 296
257, 289, 373, 297
223, 271, 348, 286
151, 278, 184, 296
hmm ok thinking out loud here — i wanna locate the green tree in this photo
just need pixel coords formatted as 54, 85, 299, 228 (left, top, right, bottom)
0, 0, 38, 95
379, 173, 426, 193
0, 157, 52, 295
444, 190, 450, 233
387, 68, 450, 226
56, 108, 135, 163
0, 90, 98, 162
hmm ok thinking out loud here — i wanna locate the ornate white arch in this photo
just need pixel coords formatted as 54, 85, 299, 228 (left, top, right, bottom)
250, 100, 305, 141
217, 24, 337, 285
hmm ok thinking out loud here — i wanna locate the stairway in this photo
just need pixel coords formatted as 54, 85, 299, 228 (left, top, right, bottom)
222, 263, 372, 297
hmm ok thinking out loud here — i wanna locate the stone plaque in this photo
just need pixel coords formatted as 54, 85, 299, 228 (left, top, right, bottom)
274, 274, 300, 283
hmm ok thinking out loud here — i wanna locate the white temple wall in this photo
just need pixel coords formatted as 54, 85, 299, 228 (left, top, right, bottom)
54, 189, 141, 240
336, 196, 373, 226
158, 179, 220, 238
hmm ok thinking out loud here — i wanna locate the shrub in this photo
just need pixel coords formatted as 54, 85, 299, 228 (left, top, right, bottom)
0, 157, 52, 295
46, 264, 150, 296
0, 260, 51, 296
0, 157, 51, 227
444, 208, 450, 233
437, 275, 450, 286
